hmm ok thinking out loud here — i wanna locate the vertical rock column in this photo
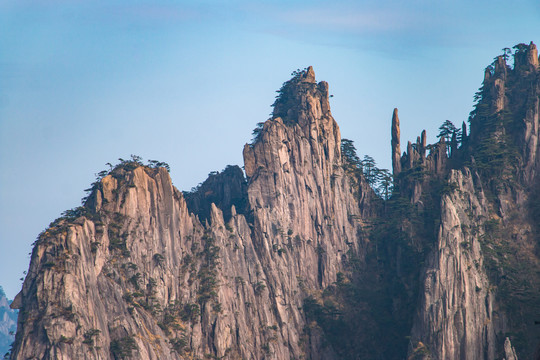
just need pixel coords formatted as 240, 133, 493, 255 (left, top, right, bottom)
392, 108, 402, 176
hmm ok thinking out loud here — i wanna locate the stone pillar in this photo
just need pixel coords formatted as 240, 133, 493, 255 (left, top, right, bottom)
391, 108, 401, 176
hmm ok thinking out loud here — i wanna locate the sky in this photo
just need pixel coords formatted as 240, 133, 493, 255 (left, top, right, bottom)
1, 0, 539, 299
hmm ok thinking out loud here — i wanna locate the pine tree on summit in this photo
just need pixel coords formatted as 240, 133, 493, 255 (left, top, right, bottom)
437, 120, 462, 156
437, 120, 458, 144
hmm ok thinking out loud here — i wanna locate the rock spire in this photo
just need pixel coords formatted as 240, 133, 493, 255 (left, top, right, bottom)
391, 108, 401, 176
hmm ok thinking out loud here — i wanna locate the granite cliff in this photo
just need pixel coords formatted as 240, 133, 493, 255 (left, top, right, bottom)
9, 43, 540, 359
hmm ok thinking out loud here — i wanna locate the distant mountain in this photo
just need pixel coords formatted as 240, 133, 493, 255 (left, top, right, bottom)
0, 287, 17, 357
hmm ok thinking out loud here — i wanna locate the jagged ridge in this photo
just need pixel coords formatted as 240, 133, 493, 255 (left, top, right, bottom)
10, 67, 376, 360
9, 44, 540, 360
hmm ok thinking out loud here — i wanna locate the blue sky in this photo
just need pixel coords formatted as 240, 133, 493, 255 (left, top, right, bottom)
1, 0, 539, 299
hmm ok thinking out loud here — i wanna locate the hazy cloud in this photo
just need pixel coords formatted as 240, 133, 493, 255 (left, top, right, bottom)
236, 0, 540, 55
276, 7, 429, 34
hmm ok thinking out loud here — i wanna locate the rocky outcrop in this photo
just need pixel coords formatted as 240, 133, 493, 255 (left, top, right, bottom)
504, 337, 518, 360
513, 43, 540, 184
184, 165, 248, 223
469, 42, 540, 185
10, 67, 374, 360
10, 45, 540, 360
406, 42, 540, 360
409, 168, 496, 359
391, 108, 401, 176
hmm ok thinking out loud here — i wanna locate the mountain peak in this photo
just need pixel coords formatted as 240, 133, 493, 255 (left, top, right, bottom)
10, 44, 540, 360
271, 66, 330, 126
300, 65, 316, 83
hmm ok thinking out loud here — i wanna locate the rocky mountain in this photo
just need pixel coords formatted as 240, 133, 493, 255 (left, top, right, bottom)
0, 286, 17, 357
8, 43, 540, 359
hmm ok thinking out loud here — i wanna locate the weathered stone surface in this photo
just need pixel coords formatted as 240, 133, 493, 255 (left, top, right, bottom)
405, 41, 540, 360
11, 44, 540, 359
391, 108, 401, 176
184, 165, 248, 222
409, 168, 496, 360
504, 337, 518, 360
514, 41, 538, 72
10, 68, 374, 360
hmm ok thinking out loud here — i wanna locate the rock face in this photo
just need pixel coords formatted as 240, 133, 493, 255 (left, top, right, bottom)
9, 46, 540, 359
504, 337, 518, 360
391, 108, 401, 176
10, 67, 374, 360
184, 165, 248, 223
405, 42, 540, 359
0, 287, 17, 356
409, 169, 497, 359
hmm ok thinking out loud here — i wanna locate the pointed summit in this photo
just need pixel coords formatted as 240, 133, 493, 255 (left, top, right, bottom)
391, 108, 401, 176
302, 66, 316, 83
271, 66, 330, 126
513, 41, 539, 71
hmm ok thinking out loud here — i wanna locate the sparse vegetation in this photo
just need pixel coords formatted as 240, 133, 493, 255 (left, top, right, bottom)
82, 329, 101, 347
196, 232, 221, 306
253, 281, 266, 296
14, 45, 540, 360
110, 335, 138, 359
170, 336, 188, 354
152, 253, 165, 266
341, 139, 393, 200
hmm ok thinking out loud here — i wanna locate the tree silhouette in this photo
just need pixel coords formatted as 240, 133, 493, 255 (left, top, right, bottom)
437, 120, 458, 143
361, 155, 377, 185
502, 47, 512, 62
341, 139, 361, 169
437, 120, 462, 156
375, 169, 393, 200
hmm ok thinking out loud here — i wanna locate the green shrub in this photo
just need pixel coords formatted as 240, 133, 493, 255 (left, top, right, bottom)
82, 329, 101, 346
110, 335, 138, 359
170, 336, 188, 353
253, 281, 266, 295
153, 253, 165, 266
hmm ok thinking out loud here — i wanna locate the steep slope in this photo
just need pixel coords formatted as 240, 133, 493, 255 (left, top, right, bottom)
406, 42, 540, 359
298, 43, 540, 360
11, 45, 540, 360
409, 169, 497, 359
10, 67, 375, 360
